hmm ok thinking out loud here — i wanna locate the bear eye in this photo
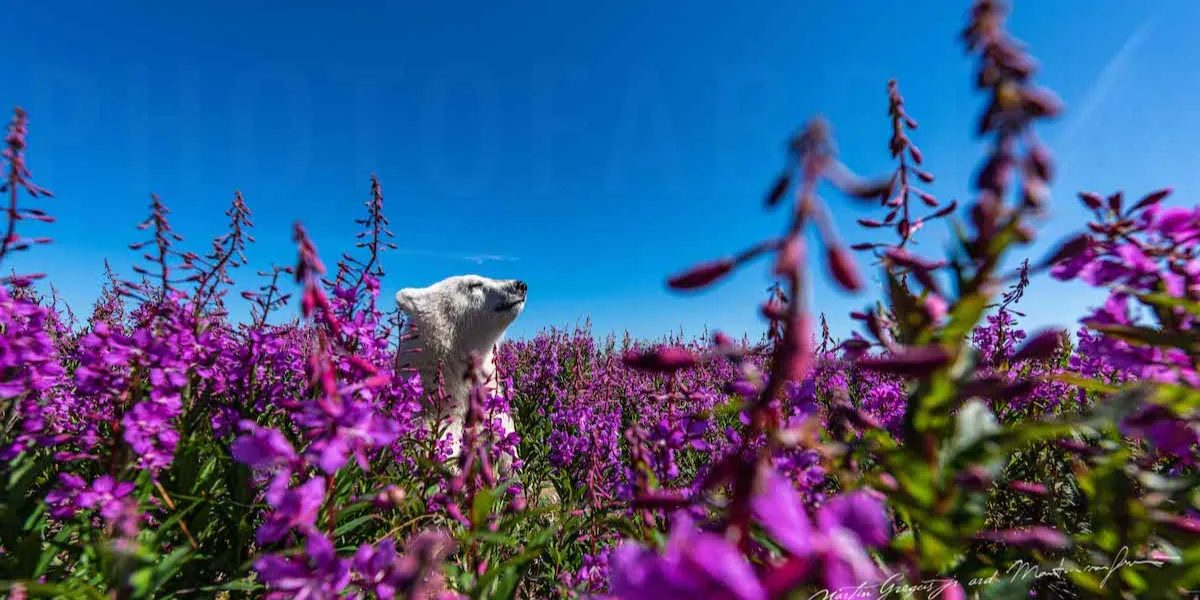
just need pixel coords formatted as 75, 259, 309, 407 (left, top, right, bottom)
466, 281, 484, 291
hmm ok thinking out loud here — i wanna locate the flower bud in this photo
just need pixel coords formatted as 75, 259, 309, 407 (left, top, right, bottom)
1039, 234, 1091, 269
773, 237, 804, 278
667, 259, 735, 291
1008, 480, 1049, 496
827, 245, 863, 292
622, 347, 699, 373
1107, 191, 1124, 214
1133, 188, 1173, 212
976, 526, 1070, 551
1011, 329, 1063, 363
923, 294, 948, 322
857, 345, 951, 377
765, 171, 791, 207
908, 145, 923, 165
1078, 191, 1104, 210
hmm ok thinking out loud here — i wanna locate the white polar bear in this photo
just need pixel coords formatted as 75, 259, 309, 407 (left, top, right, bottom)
394, 274, 526, 475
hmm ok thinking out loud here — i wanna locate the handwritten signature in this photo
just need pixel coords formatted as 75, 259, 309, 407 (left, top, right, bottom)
804, 546, 1173, 600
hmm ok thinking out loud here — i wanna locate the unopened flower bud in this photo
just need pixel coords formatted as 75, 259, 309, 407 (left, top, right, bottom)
857, 344, 951, 377
667, 259, 735, 291
622, 347, 699, 373
1011, 329, 1063, 363
827, 245, 863, 292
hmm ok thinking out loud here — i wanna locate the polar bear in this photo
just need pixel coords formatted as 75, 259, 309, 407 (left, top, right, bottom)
394, 274, 526, 475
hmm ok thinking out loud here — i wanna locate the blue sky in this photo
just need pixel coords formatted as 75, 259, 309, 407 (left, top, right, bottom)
1, 0, 1196, 341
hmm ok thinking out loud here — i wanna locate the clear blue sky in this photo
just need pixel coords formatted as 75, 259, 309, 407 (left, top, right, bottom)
2, 0, 1196, 341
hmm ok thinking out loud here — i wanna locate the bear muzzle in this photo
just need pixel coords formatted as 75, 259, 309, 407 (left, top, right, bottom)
494, 280, 528, 312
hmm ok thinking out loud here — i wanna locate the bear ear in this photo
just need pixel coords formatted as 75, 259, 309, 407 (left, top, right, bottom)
395, 288, 420, 313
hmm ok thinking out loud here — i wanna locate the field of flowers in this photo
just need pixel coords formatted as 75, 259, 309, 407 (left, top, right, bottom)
2, 1, 1199, 598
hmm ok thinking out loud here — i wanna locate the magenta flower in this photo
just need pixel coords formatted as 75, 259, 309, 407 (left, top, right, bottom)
256, 476, 326, 545
77, 476, 136, 521
816, 490, 891, 549
121, 400, 181, 473
353, 539, 403, 599
254, 533, 351, 599
749, 467, 888, 594
294, 397, 401, 474
231, 421, 298, 471
752, 467, 814, 557
45, 473, 87, 519
608, 513, 766, 600
1121, 405, 1199, 462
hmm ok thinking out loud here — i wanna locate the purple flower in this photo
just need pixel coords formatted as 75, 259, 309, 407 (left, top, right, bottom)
1121, 406, 1199, 461
77, 476, 136, 521
354, 539, 403, 599
817, 490, 891, 549
1152, 206, 1200, 242
121, 400, 181, 474
295, 398, 400, 474
976, 527, 1070, 551
106, 496, 143, 538
752, 468, 814, 556
45, 473, 87, 519
231, 421, 298, 471
747, 467, 888, 593
257, 476, 326, 545
254, 533, 351, 599
608, 513, 766, 600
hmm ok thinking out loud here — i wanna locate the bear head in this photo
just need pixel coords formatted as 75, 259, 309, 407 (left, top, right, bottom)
394, 274, 528, 361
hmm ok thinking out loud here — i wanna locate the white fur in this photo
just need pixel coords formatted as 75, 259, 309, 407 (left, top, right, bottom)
395, 274, 526, 474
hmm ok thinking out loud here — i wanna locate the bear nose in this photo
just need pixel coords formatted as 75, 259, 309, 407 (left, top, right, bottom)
512, 280, 528, 293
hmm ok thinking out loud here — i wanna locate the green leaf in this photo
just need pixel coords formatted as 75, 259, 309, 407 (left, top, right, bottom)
129, 566, 154, 597
1147, 383, 1200, 414
145, 545, 202, 596
904, 369, 959, 442
468, 530, 523, 547
977, 575, 1033, 600
1046, 372, 1118, 396
1082, 384, 1155, 427
1090, 323, 1197, 351
333, 514, 378, 538
490, 565, 527, 600
0, 579, 108, 600
472, 544, 548, 598
886, 269, 920, 344
471, 487, 498, 531
940, 292, 990, 347
1132, 290, 1200, 318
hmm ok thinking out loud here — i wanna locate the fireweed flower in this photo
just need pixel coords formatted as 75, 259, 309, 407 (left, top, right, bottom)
816, 490, 891, 549
1120, 404, 1199, 464
294, 395, 401, 475
121, 400, 181, 473
256, 476, 326, 545
352, 530, 458, 599
253, 533, 352, 599
231, 420, 300, 472
77, 476, 136, 517
608, 512, 766, 600
0, 286, 64, 399
353, 539, 405, 598
752, 467, 888, 595
45, 473, 88, 519
75, 476, 143, 535
1050, 188, 1200, 387
4, 10, 1198, 593
562, 548, 614, 596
